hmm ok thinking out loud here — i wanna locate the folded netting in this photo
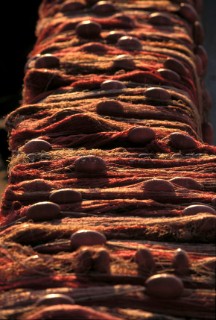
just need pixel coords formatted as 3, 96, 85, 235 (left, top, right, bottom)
0, 1, 215, 319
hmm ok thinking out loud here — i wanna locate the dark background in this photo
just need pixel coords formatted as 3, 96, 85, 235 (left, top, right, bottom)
203, 0, 216, 144
0, 0, 41, 115
0, 0, 215, 166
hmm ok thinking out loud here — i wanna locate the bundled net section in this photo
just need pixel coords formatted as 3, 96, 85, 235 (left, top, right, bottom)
0, 1, 215, 319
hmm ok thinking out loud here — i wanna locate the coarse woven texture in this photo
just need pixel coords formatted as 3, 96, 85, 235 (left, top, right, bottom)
0, 0, 216, 319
